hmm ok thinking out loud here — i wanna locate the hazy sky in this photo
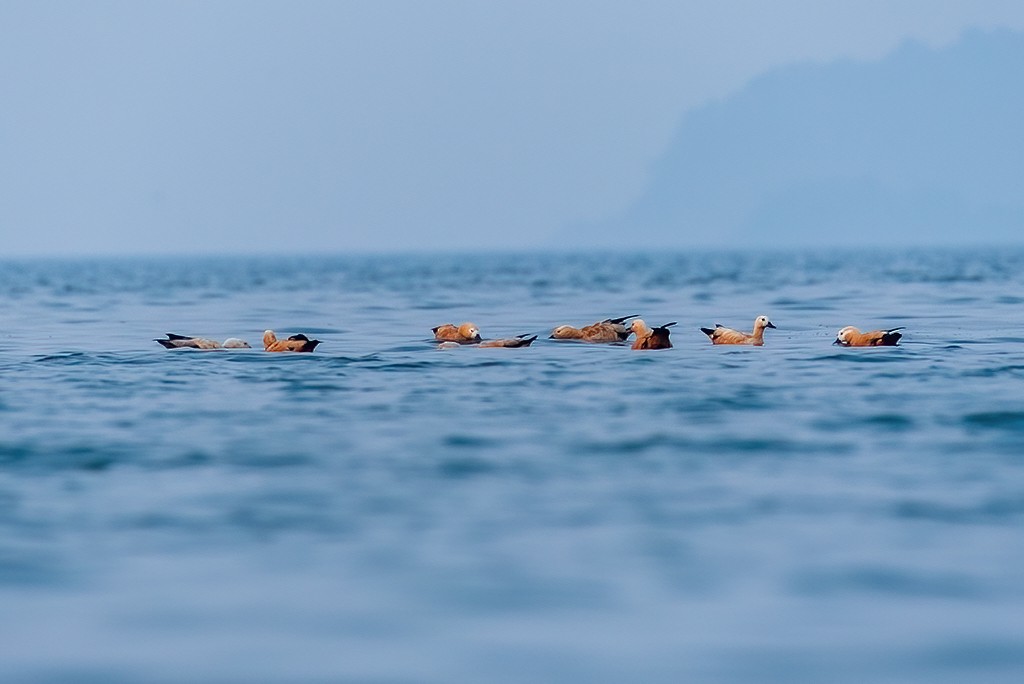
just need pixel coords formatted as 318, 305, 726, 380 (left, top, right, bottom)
3, 1, 1024, 255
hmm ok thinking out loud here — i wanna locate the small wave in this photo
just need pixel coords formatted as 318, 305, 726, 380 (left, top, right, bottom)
962, 411, 1024, 431
0, 441, 283, 473
0, 548, 70, 587
436, 456, 498, 479
814, 414, 916, 432
894, 496, 1024, 524
808, 352, 908, 363
959, 365, 1024, 378
442, 434, 500, 448
579, 433, 694, 454
790, 564, 988, 599
0, 442, 120, 472
211, 353, 364, 367
33, 351, 91, 364
389, 343, 439, 353
920, 638, 1024, 670
687, 393, 773, 412
32, 351, 162, 368
575, 433, 851, 456
222, 491, 343, 535
279, 379, 348, 393
373, 360, 436, 372
769, 297, 838, 311
860, 413, 916, 429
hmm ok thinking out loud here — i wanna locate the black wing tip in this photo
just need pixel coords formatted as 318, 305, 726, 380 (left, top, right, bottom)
882, 331, 903, 345
165, 333, 191, 340
700, 327, 715, 336
155, 339, 176, 349
606, 314, 639, 324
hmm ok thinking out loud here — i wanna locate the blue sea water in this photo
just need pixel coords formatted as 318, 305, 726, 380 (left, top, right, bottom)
2, 249, 1024, 683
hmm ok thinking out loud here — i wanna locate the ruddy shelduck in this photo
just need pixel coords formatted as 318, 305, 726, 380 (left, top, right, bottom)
432, 322, 482, 344
834, 326, 903, 347
478, 334, 538, 348
263, 330, 321, 352
549, 314, 638, 343
155, 333, 252, 350
700, 315, 776, 346
630, 320, 676, 350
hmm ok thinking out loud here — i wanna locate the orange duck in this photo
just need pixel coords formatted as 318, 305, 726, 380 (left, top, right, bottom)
263, 330, 321, 352
700, 315, 776, 346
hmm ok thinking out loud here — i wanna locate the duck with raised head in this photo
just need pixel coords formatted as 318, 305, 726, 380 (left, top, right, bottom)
263, 330, 321, 352
700, 315, 776, 346
834, 326, 903, 347
630, 320, 676, 350
550, 314, 638, 343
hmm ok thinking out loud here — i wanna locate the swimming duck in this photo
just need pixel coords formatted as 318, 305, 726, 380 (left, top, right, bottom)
700, 315, 776, 346
478, 334, 538, 348
549, 314, 638, 343
834, 326, 903, 347
155, 333, 252, 350
432, 322, 482, 344
263, 330, 322, 352
630, 320, 676, 350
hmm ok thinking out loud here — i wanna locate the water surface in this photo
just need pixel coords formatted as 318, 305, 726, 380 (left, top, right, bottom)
2, 249, 1024, 683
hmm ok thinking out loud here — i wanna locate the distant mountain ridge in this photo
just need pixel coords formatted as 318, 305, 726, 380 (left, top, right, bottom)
572, 29, 1024, 248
